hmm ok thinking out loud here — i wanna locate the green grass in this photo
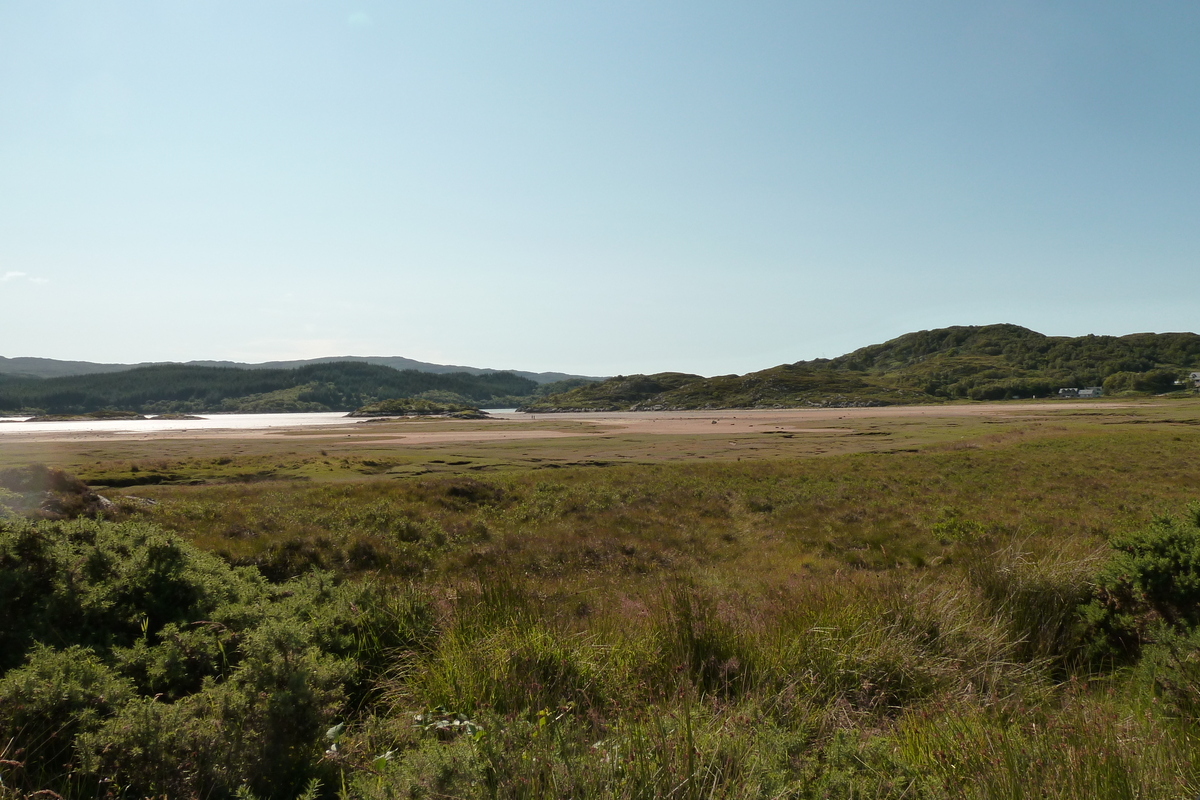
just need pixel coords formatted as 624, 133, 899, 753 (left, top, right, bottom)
91, 423, 1199, 589
4, 401, 1200, 798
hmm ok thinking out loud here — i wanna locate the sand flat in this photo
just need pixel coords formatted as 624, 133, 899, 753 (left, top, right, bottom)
0, 402, 1142, 445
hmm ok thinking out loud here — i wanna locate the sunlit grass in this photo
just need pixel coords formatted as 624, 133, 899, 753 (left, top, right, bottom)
5, 400, 1200, 797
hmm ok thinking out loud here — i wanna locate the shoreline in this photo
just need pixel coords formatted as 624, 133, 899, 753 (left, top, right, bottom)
0, 401, 1146, 445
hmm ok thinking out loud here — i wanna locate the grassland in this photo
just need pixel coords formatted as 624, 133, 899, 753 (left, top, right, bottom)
3, 400, 1200, 798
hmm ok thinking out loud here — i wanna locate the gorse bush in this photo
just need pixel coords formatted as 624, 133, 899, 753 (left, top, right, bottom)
76, 618, 352, 799
0, 516, 253, 672
1082, 503, 1200, 660
0, 516, 435, 799
0, 646, 135, 791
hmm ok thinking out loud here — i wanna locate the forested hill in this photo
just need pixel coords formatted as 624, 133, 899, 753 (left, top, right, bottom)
0, 362, 546, 415
0, 354, 592, 384
825, 324, 1200, 377
8, 326, 1198, 415
523, 325, 1200, 411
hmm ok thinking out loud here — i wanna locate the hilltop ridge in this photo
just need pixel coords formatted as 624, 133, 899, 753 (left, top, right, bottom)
0, 354, 596, 385
523, 325, 1200, 411
0, 362, 583, 416
5, 325, 1197, 416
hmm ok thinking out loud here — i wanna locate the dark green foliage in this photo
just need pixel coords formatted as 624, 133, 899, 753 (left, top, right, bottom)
77, 619, 352, 799
1139, 628, 1200, 725
0, 516, 436, 798
0, 516, 259, 672
835, 325, 1200, 399
1083, 504, 1200, 658
1102, 368, 1181, 395
648, 365, 916, 409
521, 372, 703, 410
834, 325, 1200, 376
0, 646, 135, 791
0, 361, 537, 415
533, 377, 598, 396
348, 397, 481, 417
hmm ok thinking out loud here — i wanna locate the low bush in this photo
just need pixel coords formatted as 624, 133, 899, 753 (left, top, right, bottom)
0, 516, 434, 798
1082, 503, 1200, 660
0, 645, 135, 792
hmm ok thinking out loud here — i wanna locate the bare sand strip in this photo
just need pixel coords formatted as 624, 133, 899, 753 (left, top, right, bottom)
0, 402, 1140, 445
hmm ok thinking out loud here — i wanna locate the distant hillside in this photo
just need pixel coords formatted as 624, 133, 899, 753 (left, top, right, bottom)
524, 372, 704, 411
184, 356, 595, 385
0, 362, 549, 415
0, 355, 597, 385
523, 325, 1200, 411
0, 357, 136, 379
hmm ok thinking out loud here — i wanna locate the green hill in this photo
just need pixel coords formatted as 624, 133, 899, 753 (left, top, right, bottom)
519, 372, 704, 411
0, 362, 539, 415
523, 325, 1200, 411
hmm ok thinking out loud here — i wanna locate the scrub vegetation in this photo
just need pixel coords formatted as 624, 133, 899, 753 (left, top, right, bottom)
3, 400, 1200, 799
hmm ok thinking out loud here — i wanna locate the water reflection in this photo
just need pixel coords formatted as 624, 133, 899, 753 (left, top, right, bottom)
0, 412, 364, 435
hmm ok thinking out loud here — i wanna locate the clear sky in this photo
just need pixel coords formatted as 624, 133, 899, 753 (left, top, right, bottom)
2, 2, 1198, 377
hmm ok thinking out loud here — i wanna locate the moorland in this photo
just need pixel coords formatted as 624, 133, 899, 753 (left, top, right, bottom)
2, 396, 1200, 799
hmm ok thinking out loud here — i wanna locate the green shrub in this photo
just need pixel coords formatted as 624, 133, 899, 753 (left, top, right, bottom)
0, 516, 266, 672
932, 507, 987, 544
1082, 504, 1200, 659
0, 516, 439, 798
80, 618, 351, 799
1138, 627, 1200, 725
0, 645, 134, 792
0, 487, 21, 517
1102, 369, 1181, 395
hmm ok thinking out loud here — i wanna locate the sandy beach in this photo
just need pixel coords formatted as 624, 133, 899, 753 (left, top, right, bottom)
0, 402, 1140, 445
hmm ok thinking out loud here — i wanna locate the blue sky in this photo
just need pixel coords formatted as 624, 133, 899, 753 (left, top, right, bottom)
2, 2, 1198, 376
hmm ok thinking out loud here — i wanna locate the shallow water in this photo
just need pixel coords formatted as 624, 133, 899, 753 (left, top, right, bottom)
0, 412, 365, 435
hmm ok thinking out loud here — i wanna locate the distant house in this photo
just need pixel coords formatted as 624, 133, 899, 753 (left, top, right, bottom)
1058, 388, 1079, 398
1078, 387, 1103, 398
1191, 372, 1200, 388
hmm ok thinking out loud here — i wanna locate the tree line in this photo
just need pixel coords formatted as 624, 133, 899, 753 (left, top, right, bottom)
0, 362, 539, 415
